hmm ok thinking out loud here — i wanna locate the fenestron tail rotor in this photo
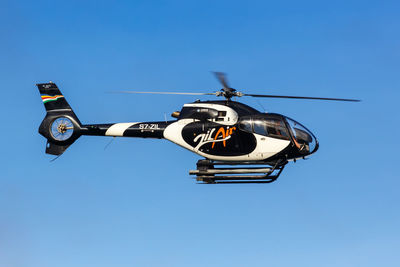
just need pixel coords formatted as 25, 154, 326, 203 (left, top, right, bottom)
50, 117, 75, 141
113, 72, 360, 102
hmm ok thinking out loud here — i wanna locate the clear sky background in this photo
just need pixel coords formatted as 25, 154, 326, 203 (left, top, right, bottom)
1, 0, 399, 266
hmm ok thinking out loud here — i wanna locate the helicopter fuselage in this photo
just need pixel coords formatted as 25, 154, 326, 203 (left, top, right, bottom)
79, 100, 319, 163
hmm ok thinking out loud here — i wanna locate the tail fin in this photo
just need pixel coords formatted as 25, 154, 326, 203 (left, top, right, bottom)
37, 82, 82, 155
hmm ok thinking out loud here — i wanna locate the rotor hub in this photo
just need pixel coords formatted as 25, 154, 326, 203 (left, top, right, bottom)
57, 124, 68, 134
220, 87, 241, 100
50, 117, 75, 141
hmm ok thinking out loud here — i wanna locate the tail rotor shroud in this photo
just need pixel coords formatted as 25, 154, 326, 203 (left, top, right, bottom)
37, 82, 82, 155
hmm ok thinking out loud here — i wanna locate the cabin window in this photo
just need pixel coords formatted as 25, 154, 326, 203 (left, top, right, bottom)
253, 120, 267, 136
265, 119, 290, 140
238, 120, 252, 133
251, 118, 290, 140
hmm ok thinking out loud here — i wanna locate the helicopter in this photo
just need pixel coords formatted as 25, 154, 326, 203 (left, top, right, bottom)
36, 73, 359, 184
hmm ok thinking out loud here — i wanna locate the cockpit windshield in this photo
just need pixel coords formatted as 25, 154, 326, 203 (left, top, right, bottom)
285, 117, 317, 154
239, 114, 318, 155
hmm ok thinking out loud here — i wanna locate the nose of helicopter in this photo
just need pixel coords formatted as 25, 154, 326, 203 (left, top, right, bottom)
285, 117, 319, 155
299, 130, 319, 156
310, 136, 319, 154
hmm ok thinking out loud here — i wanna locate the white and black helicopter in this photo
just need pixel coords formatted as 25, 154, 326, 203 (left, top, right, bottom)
36, 73, 359, 184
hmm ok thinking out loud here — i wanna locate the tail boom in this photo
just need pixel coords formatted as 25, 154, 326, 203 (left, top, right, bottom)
81, 121, 171, 138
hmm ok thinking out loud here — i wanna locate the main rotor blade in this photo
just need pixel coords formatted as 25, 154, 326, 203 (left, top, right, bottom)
112, 91, 217, 96
243, 93, 361, 102
214, 72, 230, 90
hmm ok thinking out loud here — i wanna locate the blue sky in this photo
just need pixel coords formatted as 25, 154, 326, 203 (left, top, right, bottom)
1, 0, 400, 266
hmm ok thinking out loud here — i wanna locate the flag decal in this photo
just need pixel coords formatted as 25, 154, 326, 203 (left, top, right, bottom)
41, 95, 64, 103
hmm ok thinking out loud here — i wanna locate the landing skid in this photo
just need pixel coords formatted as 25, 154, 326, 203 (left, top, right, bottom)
189, 159, 287, 184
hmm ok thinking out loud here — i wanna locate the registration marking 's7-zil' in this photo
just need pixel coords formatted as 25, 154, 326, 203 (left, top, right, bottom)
139, 124, 159, 130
